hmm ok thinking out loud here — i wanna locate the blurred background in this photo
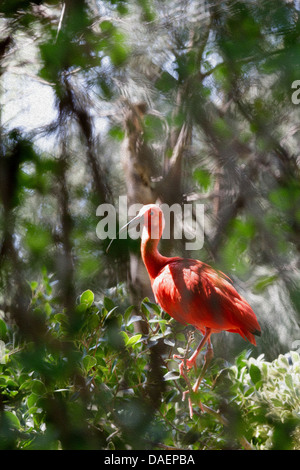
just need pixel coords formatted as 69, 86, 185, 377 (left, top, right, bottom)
0, 0, 300, 450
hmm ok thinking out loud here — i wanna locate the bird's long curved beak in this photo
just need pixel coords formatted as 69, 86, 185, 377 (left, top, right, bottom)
106, 212, 143, 253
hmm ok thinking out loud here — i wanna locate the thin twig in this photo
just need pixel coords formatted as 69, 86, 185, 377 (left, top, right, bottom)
55, 2, 66, 43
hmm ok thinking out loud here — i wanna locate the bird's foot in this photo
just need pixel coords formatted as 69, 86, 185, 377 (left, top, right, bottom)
173, 354, 196, 374
173, 355, 197, 417
182, 389, 204, 419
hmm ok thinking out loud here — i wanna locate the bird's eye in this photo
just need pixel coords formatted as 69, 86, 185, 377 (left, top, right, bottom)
150, 210, 154, 215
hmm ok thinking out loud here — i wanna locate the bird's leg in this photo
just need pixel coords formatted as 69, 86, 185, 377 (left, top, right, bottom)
182, 338, 214, 418
172, 331, 194, 417
174, 328, 212, 418
192, 337, 214, 394
174, 328, 212, 373
174, 330, 194, 387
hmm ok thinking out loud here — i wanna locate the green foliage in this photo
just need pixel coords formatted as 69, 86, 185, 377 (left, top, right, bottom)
0, 282, 299, 450
221, 215, 257, 275
1, 0, 300, 451
193, 168, 212, 192
227, 352, 300, 449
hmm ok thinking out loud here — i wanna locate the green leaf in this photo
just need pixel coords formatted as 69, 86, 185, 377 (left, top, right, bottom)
31, 379, 46, 395
100, 20, 114, 33
249, 363, 262, 384
103, 296, 115, 312
124, 305, 135, 325
175, 333, 186, 342
110, 40, 129, 66
193, 168, 212, 191
25, 224, 52, 253
44, 302, 52, 316
156, 70, 178, 92
163, 338, 175, 347
103, 306, 119, 322
120, 331, 129, 345
109, 125, 125, 141
137, 0, 156, 22
213, 118, 232, 139
80, 290, 94, 308
163, 371, 181, 381
141, 299, 161, 316
254, 274, 278, 293
285, 374, 293, 390
121, 332, 142, 348
0, 319, 7, 341
82, 355, 97, 371
54, 313, 68, 325
30, 281, 38, 291
176, 347, 186, 355
27, 393, 39, 409
125, 334, 142, 348
126, 315, 143, 326
3, 411, 20, 429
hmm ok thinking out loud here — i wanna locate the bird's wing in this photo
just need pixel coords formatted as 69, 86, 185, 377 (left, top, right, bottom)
152, 259, 260, 343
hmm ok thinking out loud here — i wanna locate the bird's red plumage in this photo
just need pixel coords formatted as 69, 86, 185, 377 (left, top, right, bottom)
152, 258, 260, 345
138, 204, 261, 346
121, 204, 261, 417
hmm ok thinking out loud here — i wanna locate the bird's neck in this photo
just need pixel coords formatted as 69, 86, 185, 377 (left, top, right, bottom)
141, 235, 168, 282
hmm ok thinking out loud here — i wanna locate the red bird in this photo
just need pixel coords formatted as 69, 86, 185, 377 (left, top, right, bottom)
119, 204, 261, 415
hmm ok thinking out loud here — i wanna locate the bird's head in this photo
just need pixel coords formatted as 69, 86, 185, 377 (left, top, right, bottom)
106, 204, 165, 253
136, 204, 165, 240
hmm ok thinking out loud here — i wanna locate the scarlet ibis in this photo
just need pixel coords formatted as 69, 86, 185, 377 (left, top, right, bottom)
117, 204, 261, 416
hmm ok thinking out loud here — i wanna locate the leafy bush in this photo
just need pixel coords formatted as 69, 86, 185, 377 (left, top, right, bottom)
0, 277, 299, 449
226, 351, 300, 449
